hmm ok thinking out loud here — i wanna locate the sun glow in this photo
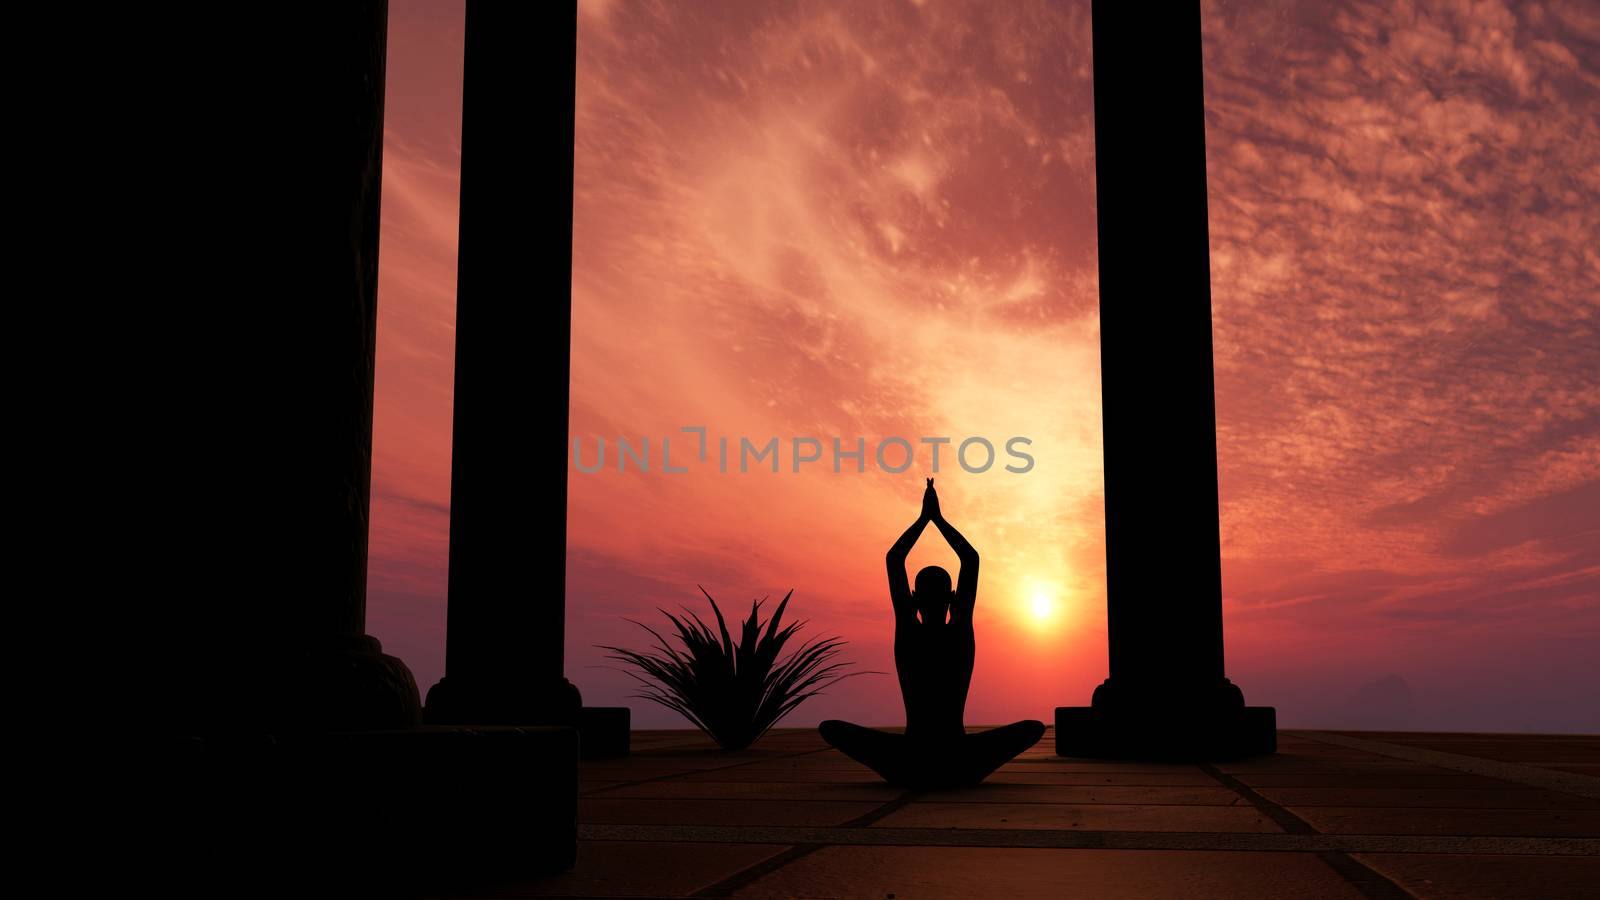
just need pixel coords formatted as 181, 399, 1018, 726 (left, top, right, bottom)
1023, 580, 1061, 627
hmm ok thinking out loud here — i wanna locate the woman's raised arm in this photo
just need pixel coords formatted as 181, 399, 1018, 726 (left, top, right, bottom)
930, 491, 979, 618
887, 508, 928, 616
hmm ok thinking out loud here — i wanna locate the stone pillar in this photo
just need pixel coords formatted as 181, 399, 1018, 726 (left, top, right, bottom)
125, 2, 584, 885
423, 0, 583, 726
1055, 0, 1274, 759
144, 0, 421, 736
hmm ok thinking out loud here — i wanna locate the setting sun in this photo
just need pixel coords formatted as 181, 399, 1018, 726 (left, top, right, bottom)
1025, 581, 1059, 626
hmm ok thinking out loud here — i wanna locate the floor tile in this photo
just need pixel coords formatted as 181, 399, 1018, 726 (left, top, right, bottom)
1287, 806, 1600, 836
1256, 787, 1598, 810
578, 797, 884, 826
983, 770, 1224, 786
492, 841, 787, 897
1546, 764, 1600, 777
868, 801, 1283, 832
1351, 852, 1600, 900
1234, 773, 1531, 790
677, 767, 894, 783
730, 847, 1363, 900
1378, 739, 1599, 766
598, 780, 904, 802
911, 784, 1244, 805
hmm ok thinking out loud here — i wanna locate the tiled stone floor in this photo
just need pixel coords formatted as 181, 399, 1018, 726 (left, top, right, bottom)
455, 729, 1600, 899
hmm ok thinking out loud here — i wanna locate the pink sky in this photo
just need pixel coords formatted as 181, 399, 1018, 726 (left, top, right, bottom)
370, 0, 1599, 733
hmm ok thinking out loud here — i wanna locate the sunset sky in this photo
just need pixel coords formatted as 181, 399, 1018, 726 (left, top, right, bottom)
370, 0, 1599, 733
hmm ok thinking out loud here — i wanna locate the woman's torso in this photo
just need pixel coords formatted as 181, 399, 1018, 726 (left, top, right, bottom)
894, 619, 975, 740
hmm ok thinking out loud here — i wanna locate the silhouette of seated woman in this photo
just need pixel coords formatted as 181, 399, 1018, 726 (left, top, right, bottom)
820, 479, 1045, 788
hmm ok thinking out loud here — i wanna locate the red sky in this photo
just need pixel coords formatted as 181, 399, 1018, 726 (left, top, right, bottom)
371, 0, 1599, 733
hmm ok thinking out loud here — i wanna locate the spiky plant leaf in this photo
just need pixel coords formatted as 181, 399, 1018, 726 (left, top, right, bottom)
598, 587, 875, 749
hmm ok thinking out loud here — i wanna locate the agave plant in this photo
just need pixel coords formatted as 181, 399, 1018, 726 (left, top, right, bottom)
599, 588, 867, 750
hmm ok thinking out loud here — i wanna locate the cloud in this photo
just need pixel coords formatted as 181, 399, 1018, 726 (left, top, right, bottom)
1204, 1, 1599, 583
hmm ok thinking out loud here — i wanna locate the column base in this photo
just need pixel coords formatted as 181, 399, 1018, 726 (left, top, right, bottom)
265, 634, 422, 732
1055, 704, 1276, 760
579, 706, 631, 758
424, 674, 582, 726
425, 679, 630, 758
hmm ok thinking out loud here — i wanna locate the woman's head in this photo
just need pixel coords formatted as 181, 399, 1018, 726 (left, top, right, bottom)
913, 565, 953, 624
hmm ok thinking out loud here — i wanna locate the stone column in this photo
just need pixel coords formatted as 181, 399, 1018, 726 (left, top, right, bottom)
125, 2, 585, 884
423, 0, 583, 726
1055, 0, 1275, 759
141, 0, 422, 736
